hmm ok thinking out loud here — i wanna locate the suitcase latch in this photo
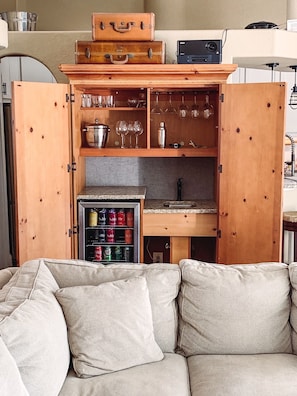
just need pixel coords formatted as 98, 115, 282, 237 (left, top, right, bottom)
85, 47, 91, 59
105, 53, 133, 65
110, 21, 135, 33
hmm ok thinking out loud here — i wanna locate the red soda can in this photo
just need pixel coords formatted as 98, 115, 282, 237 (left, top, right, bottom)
117, 209, 126, 226
108, 209, 116, 225
106, 228, 115, 243
126, 210, 134, 227
94, 246, 102, 261
125, 229, 132, 244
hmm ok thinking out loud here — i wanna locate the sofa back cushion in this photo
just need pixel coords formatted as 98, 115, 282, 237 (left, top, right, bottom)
0, 267, 18, 289
289, 262, 297, 353
0, 260, 70, 396
44, 258, 180, 353
177, 259, 292, 357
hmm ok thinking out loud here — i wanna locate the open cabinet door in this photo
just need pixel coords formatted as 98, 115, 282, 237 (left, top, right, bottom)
12, 81, 72, 265
217, 82, 285, 264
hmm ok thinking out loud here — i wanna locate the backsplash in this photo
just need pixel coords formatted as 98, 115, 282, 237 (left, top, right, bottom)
86, 157, 215, 200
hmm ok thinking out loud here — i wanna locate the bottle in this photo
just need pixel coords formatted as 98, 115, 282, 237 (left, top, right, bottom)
158, 122, 166, 148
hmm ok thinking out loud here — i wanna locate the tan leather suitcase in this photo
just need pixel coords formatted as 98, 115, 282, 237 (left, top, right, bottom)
75, 41, 165, 65
92, 13, 155, 41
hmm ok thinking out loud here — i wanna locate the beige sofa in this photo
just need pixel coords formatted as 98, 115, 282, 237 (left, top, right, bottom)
1, 258, 297, 396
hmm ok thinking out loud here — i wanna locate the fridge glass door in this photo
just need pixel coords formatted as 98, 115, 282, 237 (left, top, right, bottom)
78, 201, 140, 263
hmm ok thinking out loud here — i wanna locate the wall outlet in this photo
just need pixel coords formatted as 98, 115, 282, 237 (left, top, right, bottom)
153, 252, 163, 263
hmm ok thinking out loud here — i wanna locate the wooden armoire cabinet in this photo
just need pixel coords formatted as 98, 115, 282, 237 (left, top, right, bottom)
12, 64, 285, 265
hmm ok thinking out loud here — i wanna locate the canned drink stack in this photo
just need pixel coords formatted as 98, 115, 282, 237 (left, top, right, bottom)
99, 208, 107, 225
89, 209, 98, 227
94, 246, 102, 261
125, 229, 132, 244
104, 246, 112, 261
126, 210, 134, 227
108, 208, 117, 225
117, 209, 126, 226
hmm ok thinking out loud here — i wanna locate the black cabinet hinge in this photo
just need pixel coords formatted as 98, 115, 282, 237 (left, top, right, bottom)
67, 162, 77, 172
217, 229, 222, 238
220, 93, 224, 102
2, 82, 7, 95
218, 164, 223, 173
66, 93, 75, 103
68, 225, 78, 237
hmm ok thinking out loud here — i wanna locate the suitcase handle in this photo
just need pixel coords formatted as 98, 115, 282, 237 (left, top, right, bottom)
105, 53, 133, 65
109, 21, 135, 33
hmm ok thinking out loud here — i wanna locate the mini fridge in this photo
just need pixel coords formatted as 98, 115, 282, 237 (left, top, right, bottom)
78, 201, 140, 263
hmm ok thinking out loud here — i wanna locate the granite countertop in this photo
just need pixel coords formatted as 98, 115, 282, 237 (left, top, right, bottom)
77, 186, 147, 200
77, 187, 216, 213
284, 176, 297, 189
144, 199, 217, 214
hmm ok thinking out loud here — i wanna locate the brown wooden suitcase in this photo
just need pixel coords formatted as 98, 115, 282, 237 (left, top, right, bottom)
92, 13, 155, 41
75, 41, 165, 65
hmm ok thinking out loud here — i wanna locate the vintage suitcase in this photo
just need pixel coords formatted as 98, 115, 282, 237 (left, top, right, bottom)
75, 41, 165, 65
92, 13, 155, 41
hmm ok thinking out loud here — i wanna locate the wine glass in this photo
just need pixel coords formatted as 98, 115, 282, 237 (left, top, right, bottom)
127, 120, 135, 148
203, 94, 214, 119
191, 92, 200, 119
178, 93, 189, 119
133, 120, 144, 148
116, 120, 128, 148
151, 92, 163, 114
164, 92, 177, 115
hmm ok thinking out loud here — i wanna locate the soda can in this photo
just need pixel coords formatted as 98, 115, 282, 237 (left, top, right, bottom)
108, 209, 117, 225
125, 229, 133, 244
99, 228, 105, 242
126, 210, 134, 227
89, 209, 98, 227
104, 246, 112, 261
99, 208, 107, 225
94, 246, 102, 261
106, 228, 115, 243
117, 209, 126, 226
124, 247, 131, 262
115, 246, 122, 261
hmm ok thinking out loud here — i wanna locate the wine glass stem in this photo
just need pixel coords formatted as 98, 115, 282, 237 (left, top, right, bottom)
121, 134, 125, 148
135, 135, 139, 149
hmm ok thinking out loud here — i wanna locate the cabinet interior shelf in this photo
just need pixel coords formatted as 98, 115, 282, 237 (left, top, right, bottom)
81, 107, 146, 111
80, 147, 218, 157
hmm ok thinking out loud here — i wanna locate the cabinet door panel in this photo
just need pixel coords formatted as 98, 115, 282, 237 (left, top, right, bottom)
218, 82, 285, 264
12, 81, 72, 265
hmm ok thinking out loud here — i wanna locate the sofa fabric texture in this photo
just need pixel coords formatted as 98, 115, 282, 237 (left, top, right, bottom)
177, 259, 292, 356
288, 262, 297, 353
55, 276, 164, 377
1, 258, 297, 396
43, 258, 180, 353
0, 260, 70, 396
0, 337, 29, 396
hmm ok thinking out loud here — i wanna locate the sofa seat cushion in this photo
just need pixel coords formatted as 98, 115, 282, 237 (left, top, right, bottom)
187, 354, 297, 396
0, 260, 70, 396
177, 259, 291, 356
44, 258, 180, 353
55, 276, 164, 377
59, 353, 190, 396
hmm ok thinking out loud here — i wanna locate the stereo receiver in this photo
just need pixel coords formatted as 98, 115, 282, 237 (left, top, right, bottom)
177, 39, 222, 64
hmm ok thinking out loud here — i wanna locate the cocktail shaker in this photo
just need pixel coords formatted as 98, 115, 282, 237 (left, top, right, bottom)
158, 121, 166, 148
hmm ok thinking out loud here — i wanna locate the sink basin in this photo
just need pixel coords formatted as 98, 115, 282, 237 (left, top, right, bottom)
163, 200, 197, 209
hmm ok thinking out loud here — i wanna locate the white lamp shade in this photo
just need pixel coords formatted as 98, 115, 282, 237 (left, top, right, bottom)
0, 19, 8, 49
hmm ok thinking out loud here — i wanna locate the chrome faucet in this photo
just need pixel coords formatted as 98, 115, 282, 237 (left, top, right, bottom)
285, 134, 295, 177
177, 178, 183, 201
